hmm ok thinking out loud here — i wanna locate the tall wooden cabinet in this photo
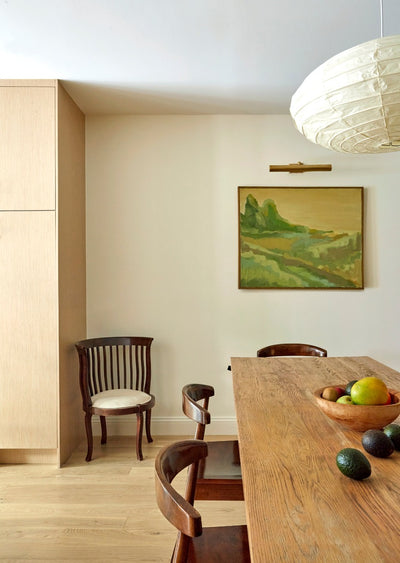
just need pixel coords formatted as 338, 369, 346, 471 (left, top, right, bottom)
0, 80, 86, 466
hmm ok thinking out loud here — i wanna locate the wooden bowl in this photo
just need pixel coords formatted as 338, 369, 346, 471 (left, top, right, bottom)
313, 386, 400, 431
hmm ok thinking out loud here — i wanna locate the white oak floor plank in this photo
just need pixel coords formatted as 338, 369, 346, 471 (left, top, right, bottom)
0, 435, 246, 562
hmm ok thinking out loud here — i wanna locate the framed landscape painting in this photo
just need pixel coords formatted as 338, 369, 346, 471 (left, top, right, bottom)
238, 186, 363, 289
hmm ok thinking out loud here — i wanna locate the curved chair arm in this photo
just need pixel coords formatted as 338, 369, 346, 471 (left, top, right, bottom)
182, 384, 214, 425
257, 343, 327, 358
155, 439, 207, 537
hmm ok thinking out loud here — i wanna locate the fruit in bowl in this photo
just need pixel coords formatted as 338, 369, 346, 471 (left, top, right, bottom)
350, 377, 391, 405
322, 386, 344, 401
313, 377, 400, 431
337, 395, 352, 404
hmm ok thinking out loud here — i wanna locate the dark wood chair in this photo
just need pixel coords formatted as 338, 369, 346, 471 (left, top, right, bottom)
155, 439, 250, 563
257, 342, 327, 357
75, 336, 155, 462
182, 384, 243, 501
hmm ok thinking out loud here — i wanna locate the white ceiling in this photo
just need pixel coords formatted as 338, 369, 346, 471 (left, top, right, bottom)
1, 0, 400, 115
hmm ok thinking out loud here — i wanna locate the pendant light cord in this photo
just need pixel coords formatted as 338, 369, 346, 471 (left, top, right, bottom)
380, 0, 384, 38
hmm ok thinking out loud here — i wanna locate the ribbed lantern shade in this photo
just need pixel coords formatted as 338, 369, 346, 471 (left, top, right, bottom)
290, 35, 400, 154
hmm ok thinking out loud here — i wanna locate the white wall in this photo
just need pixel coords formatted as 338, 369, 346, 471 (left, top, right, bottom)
86, 114, 400, 434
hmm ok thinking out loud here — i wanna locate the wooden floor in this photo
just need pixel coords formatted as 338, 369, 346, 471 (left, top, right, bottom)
0, 435, 246, 562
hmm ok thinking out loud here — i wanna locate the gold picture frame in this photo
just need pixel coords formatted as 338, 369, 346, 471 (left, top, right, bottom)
238, 186, 364, 289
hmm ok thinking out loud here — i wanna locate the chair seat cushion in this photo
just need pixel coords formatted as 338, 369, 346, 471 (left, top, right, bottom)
91, 389, 152, 409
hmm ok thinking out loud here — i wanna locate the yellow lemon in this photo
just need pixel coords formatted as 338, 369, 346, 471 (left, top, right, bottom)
350, 376, 389, 405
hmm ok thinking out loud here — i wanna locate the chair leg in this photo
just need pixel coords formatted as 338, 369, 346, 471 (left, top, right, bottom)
100, 416, 107, 444
145, 409, 153, 443
84, 412, 93, 462
136, 412, 144, 461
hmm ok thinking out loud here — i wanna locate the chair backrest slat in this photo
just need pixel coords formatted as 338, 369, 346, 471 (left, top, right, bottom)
75, 337, 153, 402
134, 345, 139, 389
140, 345, 145, 391
93, 347, 100, 394
129, 344, 134, 389
145, 345, 151, 393
100, 346, 107, 391
122, 345, 127, 388
113, 345, 117, 389
87, 348, 95, 395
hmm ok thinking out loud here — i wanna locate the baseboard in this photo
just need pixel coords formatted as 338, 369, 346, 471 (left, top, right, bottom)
0, 449, 58, 464
92, 415, 238, 436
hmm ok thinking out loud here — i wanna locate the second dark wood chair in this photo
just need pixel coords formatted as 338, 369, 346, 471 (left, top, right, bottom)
182, 384, 244, 501
155, 439, 250, 563
257, 342, 327, 357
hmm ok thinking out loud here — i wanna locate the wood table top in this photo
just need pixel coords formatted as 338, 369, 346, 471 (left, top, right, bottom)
230, 356, 400, 563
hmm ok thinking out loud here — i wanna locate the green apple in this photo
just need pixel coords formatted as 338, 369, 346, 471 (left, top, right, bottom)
336, 395, 353, 404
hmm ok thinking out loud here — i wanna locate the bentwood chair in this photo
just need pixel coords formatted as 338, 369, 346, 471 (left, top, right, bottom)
257, 342, 327, 358
182, 384, 243, 501
155, 439, 250, 563
75, 336, 155, 462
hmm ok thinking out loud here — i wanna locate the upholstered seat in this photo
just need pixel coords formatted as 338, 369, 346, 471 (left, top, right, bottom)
91, 389, 152, 409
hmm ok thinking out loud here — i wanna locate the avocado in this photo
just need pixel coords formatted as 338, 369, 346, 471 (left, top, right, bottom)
336, 448, 371, 480
383, 423, 400, 451
345, 379, 358, 395
362, 429, 394, 458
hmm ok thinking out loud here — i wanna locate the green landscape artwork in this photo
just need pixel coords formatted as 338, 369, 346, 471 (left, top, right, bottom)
238, 187, 363, 289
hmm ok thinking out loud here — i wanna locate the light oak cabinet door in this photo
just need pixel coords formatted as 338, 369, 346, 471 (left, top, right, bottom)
0, 211, 58, 448
0, 87, 55, 210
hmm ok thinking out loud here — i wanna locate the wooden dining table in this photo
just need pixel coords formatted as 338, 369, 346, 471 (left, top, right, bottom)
230, 356, 400, 562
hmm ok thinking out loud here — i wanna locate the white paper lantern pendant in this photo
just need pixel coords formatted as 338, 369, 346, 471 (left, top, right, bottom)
290, 6, 400, 154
